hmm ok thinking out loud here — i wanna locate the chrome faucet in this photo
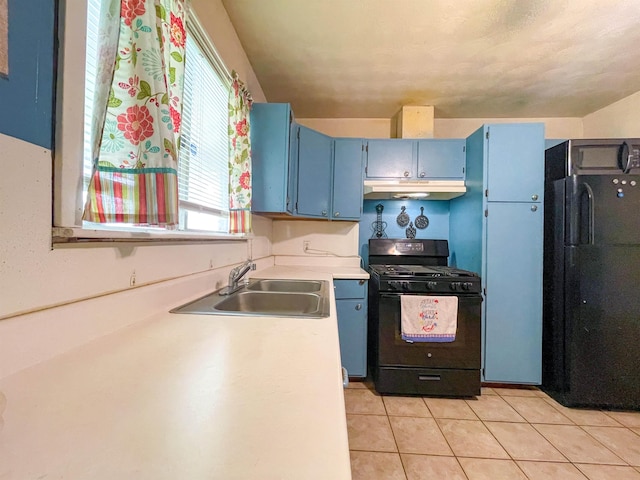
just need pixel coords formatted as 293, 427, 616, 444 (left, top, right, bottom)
219, 260, 256, 295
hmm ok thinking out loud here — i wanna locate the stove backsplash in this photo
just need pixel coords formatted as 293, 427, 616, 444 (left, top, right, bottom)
359, 200, 450, 268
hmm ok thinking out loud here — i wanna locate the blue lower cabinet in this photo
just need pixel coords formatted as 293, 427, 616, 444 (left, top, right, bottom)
334, 279, 368, 378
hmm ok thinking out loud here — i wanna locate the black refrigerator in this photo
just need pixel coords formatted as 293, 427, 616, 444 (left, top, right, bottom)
542, 139, 640, 409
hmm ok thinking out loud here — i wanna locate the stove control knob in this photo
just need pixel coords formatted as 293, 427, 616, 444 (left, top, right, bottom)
426, 281, 437, 291
401, 282, 410, 291
450, 282, 460, 291
461, 282, 472, 291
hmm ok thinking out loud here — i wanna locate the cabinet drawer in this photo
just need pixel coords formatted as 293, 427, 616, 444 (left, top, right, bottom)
334, 279, 367, 299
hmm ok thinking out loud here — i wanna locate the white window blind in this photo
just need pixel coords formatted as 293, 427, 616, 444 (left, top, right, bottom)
83, 0, 102, 194
178, 33, 230, 233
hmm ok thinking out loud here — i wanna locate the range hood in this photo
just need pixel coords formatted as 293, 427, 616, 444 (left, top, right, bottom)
363, 180, 466, 200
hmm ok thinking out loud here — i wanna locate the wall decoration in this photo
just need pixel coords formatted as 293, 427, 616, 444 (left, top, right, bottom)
0, 0, 7, 76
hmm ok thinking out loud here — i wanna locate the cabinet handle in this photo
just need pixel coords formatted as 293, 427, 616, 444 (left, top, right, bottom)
355, 304, 362, 311
531, 194, 539, 201
404, 171, 410, 177
334, 212, 340, 217
358, 279, 366, 285
531, 205, 538, 212
321, 210, 327, 216
419, 172, 426, 178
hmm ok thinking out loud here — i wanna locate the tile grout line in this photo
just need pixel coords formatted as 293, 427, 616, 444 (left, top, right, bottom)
380, 395, 410, 480
498, 390, 631, 474
422, 396, 472, 480
492, 390, 578, 480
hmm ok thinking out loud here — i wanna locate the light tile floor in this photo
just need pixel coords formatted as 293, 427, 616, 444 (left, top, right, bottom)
345, 382, 640, 480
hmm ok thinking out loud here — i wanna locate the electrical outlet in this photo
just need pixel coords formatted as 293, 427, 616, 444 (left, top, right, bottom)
303, 240, 310, 252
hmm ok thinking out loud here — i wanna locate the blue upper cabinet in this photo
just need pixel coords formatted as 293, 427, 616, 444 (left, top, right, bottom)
417, 139, 466, 180
485, 124, 545, 202
295, 126, 333, 218
332, 139, 364, 220
365, 139, 416, 179
250, 103, 296, 215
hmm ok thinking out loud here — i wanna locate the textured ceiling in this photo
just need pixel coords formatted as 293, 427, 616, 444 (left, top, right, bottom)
221, 0, 640, 119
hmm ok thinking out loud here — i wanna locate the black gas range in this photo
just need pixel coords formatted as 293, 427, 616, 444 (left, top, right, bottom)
368, 239, 482, 397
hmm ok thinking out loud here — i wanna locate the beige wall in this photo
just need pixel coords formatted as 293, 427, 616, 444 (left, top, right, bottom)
0, 0, 270, 319
583, 91, 640, 138
300, 117, 583, 139
271, 220, 360, 257
297, 118, 391, 139
434, 117, 583, 140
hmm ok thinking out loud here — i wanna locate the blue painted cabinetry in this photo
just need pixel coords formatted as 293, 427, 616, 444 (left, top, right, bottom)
250, 103, 297, 214
365, 139, 416, 179
251, 103, 364, 221
484, 202, 543, 383
450, 123, 545, 385
365, 139, 465, 180
417, 140, 466, 180
296, 126, 333, 218
332, 139, 364, 220
485, 125, 544, 202
334, 279, 368, 378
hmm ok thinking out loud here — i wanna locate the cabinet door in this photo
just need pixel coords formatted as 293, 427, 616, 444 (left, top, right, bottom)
250, 103, 295, 213
296, 126, 333, 217
336, 298, 368, 377
486, 123, 544, 202
365, 139, 416, 179
332, 139, 363, 220
483, 201, 543, 384
417, 139, 466, 179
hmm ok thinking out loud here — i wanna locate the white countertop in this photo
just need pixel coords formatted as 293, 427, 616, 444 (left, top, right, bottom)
0, 265, 369, 480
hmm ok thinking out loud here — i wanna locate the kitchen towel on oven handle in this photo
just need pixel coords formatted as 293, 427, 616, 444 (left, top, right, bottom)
400, 295, 458, 342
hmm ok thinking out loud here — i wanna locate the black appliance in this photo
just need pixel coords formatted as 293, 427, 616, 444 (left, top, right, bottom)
543, 139, 640, 409
368, 239, 482, 397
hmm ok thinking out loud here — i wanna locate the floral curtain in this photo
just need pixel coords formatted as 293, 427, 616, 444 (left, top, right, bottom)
228, 72, 253, 234
83, 0, 187, 227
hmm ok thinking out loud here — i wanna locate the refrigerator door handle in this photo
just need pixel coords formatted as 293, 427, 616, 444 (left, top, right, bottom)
582, 182, 595, 245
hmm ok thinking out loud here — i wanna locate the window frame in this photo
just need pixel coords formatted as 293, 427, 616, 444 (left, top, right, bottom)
53, 0, 247, 243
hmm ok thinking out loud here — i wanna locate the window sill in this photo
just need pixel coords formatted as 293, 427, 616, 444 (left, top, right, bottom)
52, 226, 249, 246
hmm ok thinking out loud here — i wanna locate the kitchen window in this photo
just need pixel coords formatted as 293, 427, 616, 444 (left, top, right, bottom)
54, 0, 239, 241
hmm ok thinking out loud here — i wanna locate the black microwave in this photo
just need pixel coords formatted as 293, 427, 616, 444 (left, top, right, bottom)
547, 139, 640, 176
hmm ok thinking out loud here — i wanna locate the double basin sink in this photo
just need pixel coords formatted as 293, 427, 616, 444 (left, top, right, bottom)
171, 279, 331, 318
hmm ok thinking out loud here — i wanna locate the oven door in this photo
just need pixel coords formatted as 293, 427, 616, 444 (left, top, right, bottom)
377, 293, 481, 370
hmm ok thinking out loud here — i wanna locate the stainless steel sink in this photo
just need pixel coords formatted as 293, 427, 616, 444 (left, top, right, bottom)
246, 279, 323, 293
171, 279, 330, 318
215, 291, 324, 315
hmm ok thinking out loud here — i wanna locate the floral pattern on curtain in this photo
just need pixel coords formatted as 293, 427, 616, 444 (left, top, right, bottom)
83, 0, 187, 227
228, 72, 253, 234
